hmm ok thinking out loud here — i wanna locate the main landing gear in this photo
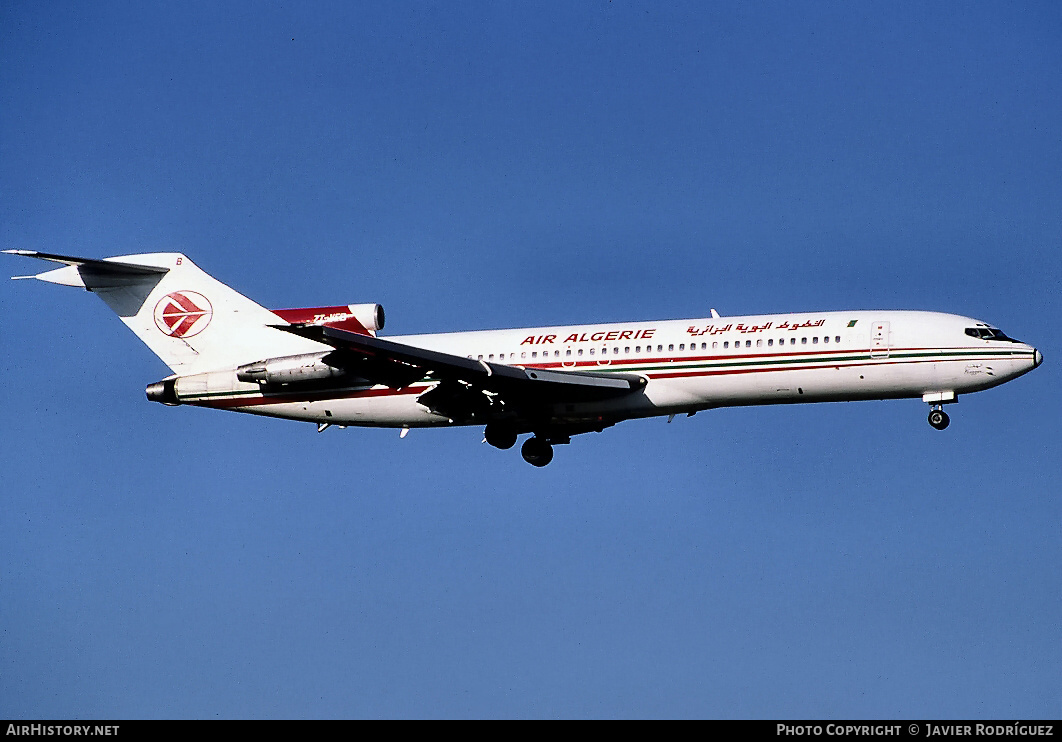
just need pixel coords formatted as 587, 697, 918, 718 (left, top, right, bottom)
483, 423, 556, 466
928, 406, 950, 430
486, 422, 609, 467
520, 437, 554, 467
483, 423, 518, 450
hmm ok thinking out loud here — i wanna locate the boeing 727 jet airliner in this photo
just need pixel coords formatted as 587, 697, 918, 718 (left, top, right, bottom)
6, 250, 1042, 466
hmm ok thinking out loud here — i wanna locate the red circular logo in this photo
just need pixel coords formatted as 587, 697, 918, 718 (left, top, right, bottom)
154, 291, 213, 338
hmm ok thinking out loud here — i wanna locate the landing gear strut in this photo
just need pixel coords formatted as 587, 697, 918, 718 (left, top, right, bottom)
928, 407, 950, 430
521, 436, 554, 467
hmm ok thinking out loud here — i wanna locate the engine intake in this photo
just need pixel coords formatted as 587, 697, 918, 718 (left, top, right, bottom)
349, 303, 385, 333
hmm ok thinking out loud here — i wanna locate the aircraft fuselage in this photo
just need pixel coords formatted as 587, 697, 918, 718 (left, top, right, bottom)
174, 309, 1040, 431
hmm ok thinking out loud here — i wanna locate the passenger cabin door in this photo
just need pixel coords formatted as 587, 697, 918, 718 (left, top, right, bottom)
870, 321, 890, 359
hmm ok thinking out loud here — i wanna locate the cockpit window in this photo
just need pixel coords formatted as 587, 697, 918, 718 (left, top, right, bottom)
965, 327, 1019, 342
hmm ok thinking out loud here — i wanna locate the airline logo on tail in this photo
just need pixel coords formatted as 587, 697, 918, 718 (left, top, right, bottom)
153, 291, 212, 338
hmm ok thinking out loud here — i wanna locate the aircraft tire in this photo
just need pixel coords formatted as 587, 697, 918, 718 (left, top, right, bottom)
484, 424, 518, 450
521, 437, 554, 467
928, 409, 950, 430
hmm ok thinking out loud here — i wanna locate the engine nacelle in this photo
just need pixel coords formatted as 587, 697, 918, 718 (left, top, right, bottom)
236, 352, 346, 385
271, 303, 385, 334
146, 378, 180, 405
348, 303, 385, 333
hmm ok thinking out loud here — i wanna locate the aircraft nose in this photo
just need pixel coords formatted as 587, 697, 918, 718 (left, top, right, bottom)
1034, 349, 1043, 368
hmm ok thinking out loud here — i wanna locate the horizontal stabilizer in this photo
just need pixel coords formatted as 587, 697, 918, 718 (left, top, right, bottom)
4, 250, 169, 289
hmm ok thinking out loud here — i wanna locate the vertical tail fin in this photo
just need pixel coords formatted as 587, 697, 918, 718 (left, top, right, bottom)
6, 250, 326, 374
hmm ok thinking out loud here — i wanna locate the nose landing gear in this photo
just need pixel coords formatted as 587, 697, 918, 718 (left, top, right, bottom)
928, 407, 950, 430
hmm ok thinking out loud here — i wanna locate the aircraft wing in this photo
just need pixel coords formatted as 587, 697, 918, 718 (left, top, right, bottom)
277, 323, 646, 422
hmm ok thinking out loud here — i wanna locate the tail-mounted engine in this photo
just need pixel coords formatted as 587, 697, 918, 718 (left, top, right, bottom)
236, 351, 347, 385
145, 378, 180, 405
271, 303, 385, 335
348, 303, 385, 334
148, 348, 370, 405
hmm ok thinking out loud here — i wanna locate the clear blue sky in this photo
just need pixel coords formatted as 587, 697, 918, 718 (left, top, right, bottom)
2, 1, 1059, 719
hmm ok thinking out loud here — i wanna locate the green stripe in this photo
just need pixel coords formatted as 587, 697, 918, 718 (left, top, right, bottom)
183, 348, 1031, 400
581, 348, 1030, 375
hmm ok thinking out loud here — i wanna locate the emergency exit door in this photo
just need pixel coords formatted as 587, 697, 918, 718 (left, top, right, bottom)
870, 321, 890, 359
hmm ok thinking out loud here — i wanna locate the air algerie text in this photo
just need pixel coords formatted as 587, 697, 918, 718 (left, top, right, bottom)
521, 328, 656, 345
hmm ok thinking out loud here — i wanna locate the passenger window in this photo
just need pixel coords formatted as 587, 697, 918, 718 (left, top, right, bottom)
745, 340, 751, 348
589, 348, 595, 355
712, 342, 718, 349
669, 344, 674, 352
823, 336, 828, 344
531, 351, 537, 358
657, 345, 663, 352
790, 338, 796, 345
724, 341, 729, 349
635, 345, 641, 353
812, 337, 818, 344
768, 339, 774, 346
578, 349, 583, 356
679, 343, 685, 351
565, 349, 571, 357
756, 339, 762, 347
521, 351, 527, 358
477, 355, 483, 360
624, 346, 630, 353
835, 336, 840, 343
801, 337, 807, 344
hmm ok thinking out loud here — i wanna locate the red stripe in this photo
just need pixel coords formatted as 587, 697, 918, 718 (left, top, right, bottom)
189, 347, 1027, 409
648, 355, 1015, 380
190, 384, 426, 409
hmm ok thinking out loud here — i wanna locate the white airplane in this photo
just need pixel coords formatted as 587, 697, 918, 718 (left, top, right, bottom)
6, 250, 1042, 466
